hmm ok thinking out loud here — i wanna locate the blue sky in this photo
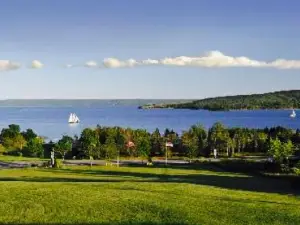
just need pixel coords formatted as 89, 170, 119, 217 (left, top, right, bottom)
1, 0, 300, 99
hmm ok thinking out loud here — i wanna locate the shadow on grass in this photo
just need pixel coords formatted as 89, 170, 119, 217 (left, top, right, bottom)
0, 176, 126, 183
1, 166, 300, 196
124, 162, 226, 173
0, 222, 187, 225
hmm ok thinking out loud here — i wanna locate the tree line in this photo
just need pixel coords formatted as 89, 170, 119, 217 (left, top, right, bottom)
0, 123, 299, 164
155, 90, 300, 111
0, 124, 44, 157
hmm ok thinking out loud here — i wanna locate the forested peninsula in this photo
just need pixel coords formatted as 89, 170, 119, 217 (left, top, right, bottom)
139, 90, 300, 111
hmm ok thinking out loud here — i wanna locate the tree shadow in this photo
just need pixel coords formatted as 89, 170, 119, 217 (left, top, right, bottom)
2, 167, 300, 196
0, 176, 126, 183
124, 162, 226, 173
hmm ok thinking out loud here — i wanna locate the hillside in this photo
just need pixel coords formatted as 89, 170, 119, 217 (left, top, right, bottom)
139, 90, 300, 111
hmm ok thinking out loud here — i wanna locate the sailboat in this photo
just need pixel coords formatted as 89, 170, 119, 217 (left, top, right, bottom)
68, 113, 80, 123
290, 110, 296, 118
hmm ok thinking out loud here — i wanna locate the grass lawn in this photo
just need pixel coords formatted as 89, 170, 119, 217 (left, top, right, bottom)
0, 155, 47, 162
0, 164, 299, 225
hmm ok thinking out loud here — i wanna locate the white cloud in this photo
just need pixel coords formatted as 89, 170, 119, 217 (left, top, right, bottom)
31, 60, 44, 69
100, 51, 268, 69
141, 59, 160, 65
159, 51, 267, 68
85, 61, 98, 68
0, 60, 21, 71
68, 51, 300, 70
103, 58, 138, 68
269, 59, 300, 69
4, 51, 300, 71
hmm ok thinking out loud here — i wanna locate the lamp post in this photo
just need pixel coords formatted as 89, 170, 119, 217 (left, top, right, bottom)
165, 145, 168, 165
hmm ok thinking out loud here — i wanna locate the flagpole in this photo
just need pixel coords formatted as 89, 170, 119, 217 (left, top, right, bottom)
165, 145, 168, 165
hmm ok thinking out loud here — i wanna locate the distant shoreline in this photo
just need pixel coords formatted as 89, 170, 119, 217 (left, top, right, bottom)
138, 90, 300, 112
138, 106, 298, 112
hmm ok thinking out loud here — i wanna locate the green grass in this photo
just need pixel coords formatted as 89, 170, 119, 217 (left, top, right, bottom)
0, 155, 46, 162
0, 164, 299, 225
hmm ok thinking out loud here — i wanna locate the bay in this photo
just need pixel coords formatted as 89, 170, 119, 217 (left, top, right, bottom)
0, 100, 298, 141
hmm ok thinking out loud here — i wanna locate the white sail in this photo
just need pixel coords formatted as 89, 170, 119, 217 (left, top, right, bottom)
290, 110, 296, 118
68, 113, 80, 123
68, 113, 74, 123
74, 114, 80, 122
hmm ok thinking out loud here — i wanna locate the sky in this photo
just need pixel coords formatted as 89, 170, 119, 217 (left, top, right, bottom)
1, 0, 300, 99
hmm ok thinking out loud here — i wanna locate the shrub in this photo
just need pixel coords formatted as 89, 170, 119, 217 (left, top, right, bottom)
293, 168, 300, 175
5, 149, 23, 157
292, 161, 300, 175
53, 159, 64, 168
0, 144, 6, 155
41, 161, 51, 168
280, 164, 291, 173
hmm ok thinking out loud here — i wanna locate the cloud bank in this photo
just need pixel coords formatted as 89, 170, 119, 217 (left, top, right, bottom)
83, 51, 300, 70
0, 60, 21, 71
2, 51, 300, 72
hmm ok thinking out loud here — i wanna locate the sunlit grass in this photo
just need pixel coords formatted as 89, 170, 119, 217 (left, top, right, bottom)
0, 165, 299, 225
0, 155, 47, 162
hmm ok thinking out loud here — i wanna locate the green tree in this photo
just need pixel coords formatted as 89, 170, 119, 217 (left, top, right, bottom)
257, 132, 268, 152
22, 129, 37, 142
14, 134, 27, 150
268, 138, 294, 164
55, 135, 73, 161
208, 122, 230, 156
189, 124, 207, 156
104, 133, 118, 163
23, 137, 44, 158
80, 128, 99, 167
231, 128, 243, 153
7, 124, 20, 136
135, 131, 151, 163
268, 138, 282, 162
151, 128, 163, 156
0, 124, 22, 149
181, 131, 198, 162
282, 140, 294, 162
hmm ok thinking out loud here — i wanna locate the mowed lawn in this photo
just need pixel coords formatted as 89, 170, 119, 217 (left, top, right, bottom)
0, 155, 47, 162
0, 164, 299, 225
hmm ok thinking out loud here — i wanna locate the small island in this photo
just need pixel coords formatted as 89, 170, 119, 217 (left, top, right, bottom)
138, 90, 300, 111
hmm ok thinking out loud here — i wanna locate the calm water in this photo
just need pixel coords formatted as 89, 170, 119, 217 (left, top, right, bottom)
0, 105, 299, 141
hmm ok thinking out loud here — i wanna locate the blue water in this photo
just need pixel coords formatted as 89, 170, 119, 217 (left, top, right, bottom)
0, 105, 299, 141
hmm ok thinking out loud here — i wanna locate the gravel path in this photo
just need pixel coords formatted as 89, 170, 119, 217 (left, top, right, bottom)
0, 157, 269, 169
